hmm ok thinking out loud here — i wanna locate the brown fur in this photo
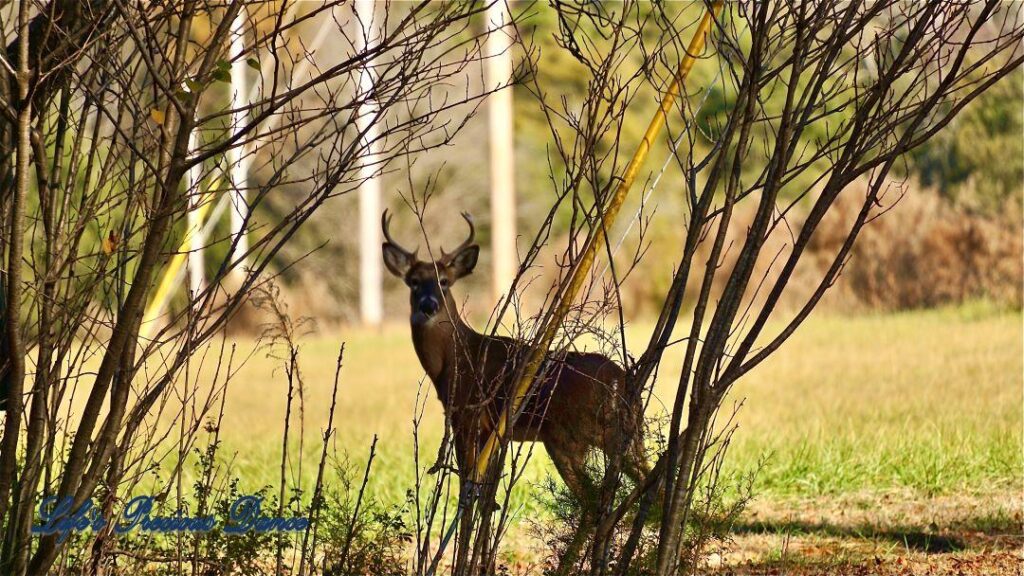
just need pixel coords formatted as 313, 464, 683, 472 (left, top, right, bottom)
382, 214, 649, 500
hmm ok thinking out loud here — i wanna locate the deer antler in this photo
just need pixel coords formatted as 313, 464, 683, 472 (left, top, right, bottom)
381, 209, 417, 258
442, 212, 475, 260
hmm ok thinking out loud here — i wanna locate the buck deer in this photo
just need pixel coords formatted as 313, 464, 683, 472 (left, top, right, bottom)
381, 210, 650, 502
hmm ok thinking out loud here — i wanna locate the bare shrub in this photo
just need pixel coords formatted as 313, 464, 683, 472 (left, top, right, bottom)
0, 2, 512, 574
504, 3, 1024, 576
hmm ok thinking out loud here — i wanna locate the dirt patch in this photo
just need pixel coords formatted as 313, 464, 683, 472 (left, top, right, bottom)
706, 490, 1023, 575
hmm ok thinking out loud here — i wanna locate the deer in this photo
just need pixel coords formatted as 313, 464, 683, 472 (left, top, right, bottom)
381, 210, 651, 504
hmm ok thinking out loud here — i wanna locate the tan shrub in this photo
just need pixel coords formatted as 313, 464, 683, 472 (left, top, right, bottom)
620, 180, 1022, 317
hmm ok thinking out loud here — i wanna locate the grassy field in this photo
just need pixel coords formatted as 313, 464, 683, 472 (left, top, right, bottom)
176, 304, 1021, 573
208, 305, 1020, 496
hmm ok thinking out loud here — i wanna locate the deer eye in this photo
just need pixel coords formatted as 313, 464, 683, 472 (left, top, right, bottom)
407, 279, 419, 289
438, 278, 449, 288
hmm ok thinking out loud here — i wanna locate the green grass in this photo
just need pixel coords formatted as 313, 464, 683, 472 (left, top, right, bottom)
702, 307, 1022, 497
182, 306, 1021, 514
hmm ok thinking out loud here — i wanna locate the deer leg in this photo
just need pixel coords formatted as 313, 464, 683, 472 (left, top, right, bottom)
544, 437, 592, 505
622, 432, 651, 485
427, 432, 451, 475
452, 428, 477, 576
456, 422, 502, 576
546, 437, 597, 576
598, 400, 651, 486
452, 428, 472, 477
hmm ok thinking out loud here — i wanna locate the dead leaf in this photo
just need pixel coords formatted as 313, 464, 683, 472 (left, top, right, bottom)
102, 230, 120, 255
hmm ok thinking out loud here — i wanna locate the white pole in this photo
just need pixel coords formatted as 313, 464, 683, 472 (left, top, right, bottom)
187, 129, 205, 296
485, 0, 517, 304
356, 0, 382, 326
228, 8, 249, 277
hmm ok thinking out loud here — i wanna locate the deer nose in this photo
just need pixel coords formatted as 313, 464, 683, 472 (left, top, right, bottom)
419, 297, 440, 315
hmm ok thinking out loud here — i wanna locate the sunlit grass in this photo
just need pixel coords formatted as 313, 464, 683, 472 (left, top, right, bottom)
185, 305, 1021, 514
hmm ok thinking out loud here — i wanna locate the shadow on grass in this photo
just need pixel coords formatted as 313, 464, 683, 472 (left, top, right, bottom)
731, 520, 971, 553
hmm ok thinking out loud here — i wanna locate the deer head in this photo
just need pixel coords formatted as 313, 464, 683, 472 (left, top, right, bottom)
381, 210, 479, 327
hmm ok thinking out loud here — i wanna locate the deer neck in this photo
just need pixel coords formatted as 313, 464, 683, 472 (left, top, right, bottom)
410, 308, 476, 390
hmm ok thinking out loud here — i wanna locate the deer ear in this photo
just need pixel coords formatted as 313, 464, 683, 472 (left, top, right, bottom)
448, 245, 479, 280
382, 243, 414, 278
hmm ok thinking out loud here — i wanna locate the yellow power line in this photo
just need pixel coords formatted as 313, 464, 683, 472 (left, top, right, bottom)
139, 176, 223, 340
472, 1, 723, 484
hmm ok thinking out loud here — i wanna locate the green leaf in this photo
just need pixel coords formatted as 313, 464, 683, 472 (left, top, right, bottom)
246, 57, 260, 71
211, 69, 230, 83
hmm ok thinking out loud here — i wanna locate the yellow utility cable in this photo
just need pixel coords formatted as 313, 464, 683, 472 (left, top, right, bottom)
472, 1, 723, 484
139, 176, 223, 340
